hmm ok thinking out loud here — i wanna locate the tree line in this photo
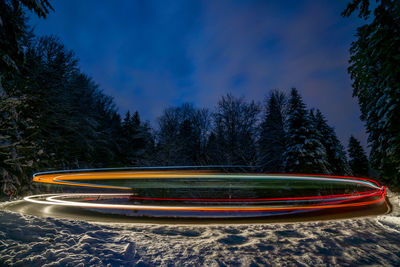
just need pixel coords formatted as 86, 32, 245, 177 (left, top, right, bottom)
154, 89, 368, 177
0, 33, 370, 196
1, 0, 398, 196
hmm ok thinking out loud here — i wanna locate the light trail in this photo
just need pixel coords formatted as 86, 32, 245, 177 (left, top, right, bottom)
25, 169, 386, 217
24, 191, 385, 212
33, 171, 382, 190
113, 190, 381, 202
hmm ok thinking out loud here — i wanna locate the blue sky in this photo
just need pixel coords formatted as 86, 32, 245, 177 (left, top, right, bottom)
29, 0, 367, 150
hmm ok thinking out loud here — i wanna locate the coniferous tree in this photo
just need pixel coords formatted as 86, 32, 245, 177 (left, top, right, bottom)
0, 0, 53, 87
22, 36, 98, 169
138, 121, 156, 166
1, 33, 139, 196
0, 3, 160, 196
311, 109, 351, 176
91, 91, 124, 167
343, 0, 400, 183
348, 135, 369, 177
120, 110, 154, 166
258, 90, 287, 173
0, 94, 25, 196
283, 88, 329, 174
0, 0, 53, 196
121, 110, 136, 164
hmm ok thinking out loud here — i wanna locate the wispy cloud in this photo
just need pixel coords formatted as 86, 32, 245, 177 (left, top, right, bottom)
29, 0, 368, 149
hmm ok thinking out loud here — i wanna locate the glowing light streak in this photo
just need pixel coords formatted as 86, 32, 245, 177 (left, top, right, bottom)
24, 192, 385, 212
27, 170, 386, 216
33, 171, 382, 190
118, 190, 381, 202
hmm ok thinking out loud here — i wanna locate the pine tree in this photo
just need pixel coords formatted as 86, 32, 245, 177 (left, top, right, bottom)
348, 135, 369, 177
120, 110, 154, 166
282, 88, 329, 174
0, 0, 53, 85
0, 0, 53, 196
1, 4, 159, 195
258, 90, 287, 173
0, 94, 23, 196
120, 111, 134, 164
343, 0, 400, 183
22, 36, 99, 169
311, 109, 351, 175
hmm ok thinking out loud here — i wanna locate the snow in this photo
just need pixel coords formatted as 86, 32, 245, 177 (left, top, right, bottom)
0, 192, 399, 266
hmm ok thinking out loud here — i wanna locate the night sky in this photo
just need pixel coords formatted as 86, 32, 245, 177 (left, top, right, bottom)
29, 0, 368, 150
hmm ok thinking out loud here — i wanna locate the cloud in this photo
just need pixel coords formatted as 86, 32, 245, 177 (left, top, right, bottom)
183, 0, 367, 149
29, 0, 368, 150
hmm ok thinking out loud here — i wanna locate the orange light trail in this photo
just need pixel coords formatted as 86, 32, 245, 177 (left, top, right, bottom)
26, 169, 386, 217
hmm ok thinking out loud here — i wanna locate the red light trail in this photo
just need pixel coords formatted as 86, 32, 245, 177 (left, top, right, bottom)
25, 169, 387, 218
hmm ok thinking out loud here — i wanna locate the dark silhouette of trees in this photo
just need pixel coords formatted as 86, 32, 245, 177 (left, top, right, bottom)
156, 103, 210, 166
2, 0, 385, 196
0, 0, 53, 196
310, 109, 351, 176
0, 0, 53, 85
0, 33, 156, 195
209, 94, 260, 166
348, 135, 369, 177
121, 111, 155, 166
258, 90, 287, 173
343, 0, 400, 184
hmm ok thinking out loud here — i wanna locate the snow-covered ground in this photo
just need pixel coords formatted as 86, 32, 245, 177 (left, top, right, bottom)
0, 192, 399, 266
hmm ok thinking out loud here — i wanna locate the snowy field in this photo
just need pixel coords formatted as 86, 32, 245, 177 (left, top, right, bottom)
0, 192, 399, 266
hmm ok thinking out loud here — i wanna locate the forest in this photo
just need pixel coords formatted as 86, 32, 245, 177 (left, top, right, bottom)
1, 0, 399, 197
